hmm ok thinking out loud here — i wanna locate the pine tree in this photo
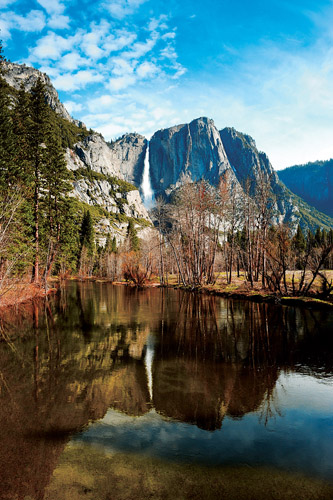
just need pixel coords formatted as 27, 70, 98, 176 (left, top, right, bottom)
28, 78, 52, 282
42, 112, 73, 278
0, 40, 15, 189
127, 219, 139, 252
12, 83, 33, 184
80, 210, 95, 256
111, 236, 117, 253
293, 224, 306, 252
314, 227, 322, 247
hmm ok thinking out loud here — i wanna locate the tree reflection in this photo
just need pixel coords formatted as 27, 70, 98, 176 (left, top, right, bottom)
0, 282, 332, 498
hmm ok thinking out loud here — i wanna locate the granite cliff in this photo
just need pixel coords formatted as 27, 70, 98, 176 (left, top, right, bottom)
107, 133, 147, 188
148, 118, 333, 230
149, 117, 233, 196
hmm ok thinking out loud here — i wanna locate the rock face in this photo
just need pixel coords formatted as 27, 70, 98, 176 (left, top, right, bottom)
219, 127, 298, 225
65, 135, 150, 225
107, 134, 147, 187
149, 117, 233, 197
220, 127, 278, 187
149, 118, 333, 231
278, 160, 333, 217
74, 134, 124, 178
2, 61, 84, 126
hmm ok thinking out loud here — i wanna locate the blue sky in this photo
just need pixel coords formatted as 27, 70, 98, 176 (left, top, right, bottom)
1, 0, 333, 168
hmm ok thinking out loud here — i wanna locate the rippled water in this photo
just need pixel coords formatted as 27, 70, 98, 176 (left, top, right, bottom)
0, 282, 332, 499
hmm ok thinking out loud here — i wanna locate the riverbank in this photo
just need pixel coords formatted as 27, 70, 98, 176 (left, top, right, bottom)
116, 270, 333, 310
1, 271, 332, 312
0, 282, 58, 311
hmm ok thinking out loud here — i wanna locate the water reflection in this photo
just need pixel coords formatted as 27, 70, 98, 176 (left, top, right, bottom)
0, 282, 332, 498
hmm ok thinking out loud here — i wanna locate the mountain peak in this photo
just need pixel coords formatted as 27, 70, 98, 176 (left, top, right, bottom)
2, 60, 81, 126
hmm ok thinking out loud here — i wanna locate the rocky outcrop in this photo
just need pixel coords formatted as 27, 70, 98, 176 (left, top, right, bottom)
73, 134, 124, 178
219, 127, 298, 225
65, 134, 151, 234
149, 117, 234, 197
220, 127, 278, 187
2, 61, 84, 126
278, 160, 333, 217
107, 134, 147, 187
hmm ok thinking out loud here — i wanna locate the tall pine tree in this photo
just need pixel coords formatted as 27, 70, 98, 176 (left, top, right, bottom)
0, 40, 15, 190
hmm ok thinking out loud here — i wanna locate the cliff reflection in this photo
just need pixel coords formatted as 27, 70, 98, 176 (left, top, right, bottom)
0, 283, 332, 499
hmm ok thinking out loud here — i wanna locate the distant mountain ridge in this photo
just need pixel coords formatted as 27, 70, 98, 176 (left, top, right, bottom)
278, 160, 333, 217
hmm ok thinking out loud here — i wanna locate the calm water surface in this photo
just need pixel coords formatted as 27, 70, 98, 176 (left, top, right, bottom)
0, 282, 332, 499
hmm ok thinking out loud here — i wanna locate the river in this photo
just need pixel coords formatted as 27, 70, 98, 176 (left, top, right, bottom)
0, 281, 332, 499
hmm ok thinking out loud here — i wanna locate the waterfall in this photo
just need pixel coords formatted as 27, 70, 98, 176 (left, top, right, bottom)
144, 334, 154, 401
141, 141, 153, 207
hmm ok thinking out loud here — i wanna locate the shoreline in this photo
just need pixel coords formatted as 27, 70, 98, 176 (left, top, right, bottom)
69, 276, 333, 311
1, 276, 332, 312
0, 282, 58, 312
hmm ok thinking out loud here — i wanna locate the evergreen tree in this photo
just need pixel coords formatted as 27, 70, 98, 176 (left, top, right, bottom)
42, 112, 73, 277
12, 83, 33, 184
314, 227, 322, 247
0, 40, 15, 189
80, 210, 95, 256
111, 236, 117, 253
127, 219, 139, 252
293, 224, 306, 252
104, 233, 117, 254
307, 229, 315, 250
28, 78, 53, 282
56, 199, 81, 274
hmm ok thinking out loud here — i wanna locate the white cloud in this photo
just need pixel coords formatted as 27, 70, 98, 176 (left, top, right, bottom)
87, 94, 118, 112
105, 0, 147, 20
110, 56, 134, 76
38, 65, 60, 77
171, 62, 187, 79
160, 44, 177, 60
83, 42, 104, 59
162, 32, 176, 40
30, 31, 80, 60
103, 30, 137, 53
79, 20, 115, 59
136, 61, 158, 78
0, 10, 46, 38
48, 14, 70, 29
123, 35, 157, 59
148, 15, 168, 32
0, 18, 11, 39
63, 100, 83, 114
108, 74, 136, 90
53, 70, 103, 91
37, 0, 65, 15
60, 52, 87, 71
